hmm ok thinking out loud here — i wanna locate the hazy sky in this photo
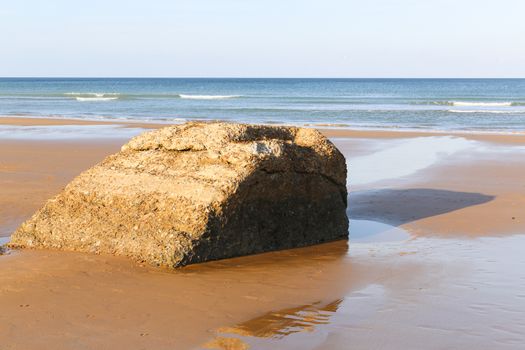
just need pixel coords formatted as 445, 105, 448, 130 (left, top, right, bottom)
2, 0, 525, 77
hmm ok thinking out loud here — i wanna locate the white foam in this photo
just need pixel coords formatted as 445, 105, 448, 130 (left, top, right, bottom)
178, 94, 240, 100
450, 101, 512, 107
65, 92, 120, 97
348, 136, 475, 186
76, 97, 119, 102
448, 109, 517, 114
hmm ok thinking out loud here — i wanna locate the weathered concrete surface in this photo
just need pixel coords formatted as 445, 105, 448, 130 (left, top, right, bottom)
9, 122, 348, 267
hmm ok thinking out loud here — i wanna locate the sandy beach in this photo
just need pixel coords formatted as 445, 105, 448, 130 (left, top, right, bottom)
1, 117, 525, 349
4, 0, 525, 346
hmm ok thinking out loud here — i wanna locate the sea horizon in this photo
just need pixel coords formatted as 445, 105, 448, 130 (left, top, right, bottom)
2, 77, 525, 80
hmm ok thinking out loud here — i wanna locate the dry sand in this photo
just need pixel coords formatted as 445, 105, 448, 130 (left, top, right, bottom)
0, 140, 122, 236
1, 117, 525, 349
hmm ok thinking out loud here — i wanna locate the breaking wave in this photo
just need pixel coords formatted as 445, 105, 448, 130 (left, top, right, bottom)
65, 92, 120, 97
66, 92, 120, 102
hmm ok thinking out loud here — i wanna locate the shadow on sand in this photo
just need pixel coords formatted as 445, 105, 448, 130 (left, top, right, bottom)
348, 188, 495, 226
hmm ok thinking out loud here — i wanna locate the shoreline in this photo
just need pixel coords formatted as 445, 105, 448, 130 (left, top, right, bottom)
2, 115, 525, 144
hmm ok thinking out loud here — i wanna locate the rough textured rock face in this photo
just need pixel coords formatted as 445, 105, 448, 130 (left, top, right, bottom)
10, 122, 348, 267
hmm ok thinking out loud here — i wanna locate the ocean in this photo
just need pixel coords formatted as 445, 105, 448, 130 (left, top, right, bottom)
2, 78, 525, 133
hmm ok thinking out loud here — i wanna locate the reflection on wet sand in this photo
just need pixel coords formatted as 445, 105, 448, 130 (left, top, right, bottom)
204, 233, 525, 350
0, 240, 367, 349
226, 300, 340, 337
349, 188, 495, 226
350, 219, 410, 242
204, 300, 343, 350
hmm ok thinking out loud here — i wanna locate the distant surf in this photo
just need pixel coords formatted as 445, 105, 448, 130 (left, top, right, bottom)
65, 92, 120, 97
449, 101, 513, 107
75, 97, 119, 102
65, 92, 120, 102
178, 94, 241, 100
426, 101, 518, 107
447, 109, 517, 114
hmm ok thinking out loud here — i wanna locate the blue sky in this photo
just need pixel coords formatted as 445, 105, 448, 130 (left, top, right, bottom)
1, 0, 524, 77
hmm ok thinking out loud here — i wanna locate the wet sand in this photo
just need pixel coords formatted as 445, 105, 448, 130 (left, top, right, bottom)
0, 116, 162, 129
0, 242, 379, 349
1, 118, 525, 349
339, 137, 525, 237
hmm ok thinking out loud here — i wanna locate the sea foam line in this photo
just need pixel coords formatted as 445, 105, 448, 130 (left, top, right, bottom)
447, 109, 518, 114
65, 92, 121, 96
449, 101, 513, 107
76, 97, 119, 102
178, 94, 241, 100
